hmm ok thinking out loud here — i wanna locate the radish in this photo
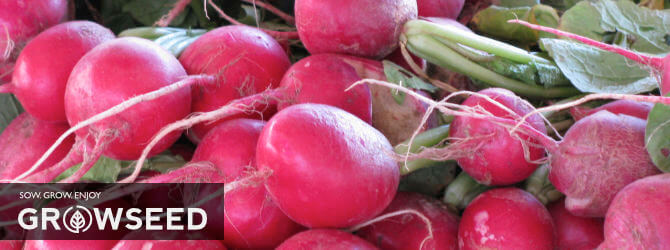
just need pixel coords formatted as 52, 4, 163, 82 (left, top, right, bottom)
385, 49, 426, 75
598, 173, 670, 249
295, 0, 418, 59
417, 0, 465, 19
178, 25, 290, 142
450, 88, 547, 185
24, 240, 119, 250
257, 103, 398, 228
549, 110, 660, 217
0, 113, 74, 180
0, 241, 21, 250
569, 100, 652, 121
0, 21, 114, 122
548, 198, 604, 250
509, 20, 670, 95
458, 188, 556, 249
277, 229, 378, 250
190, 119, 304, 249
357, 192, 460, 250
112, 231, 226, 250
0, 0, 68, 81
19, 37, 195, 183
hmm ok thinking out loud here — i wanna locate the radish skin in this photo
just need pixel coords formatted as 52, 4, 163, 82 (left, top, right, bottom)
0, 113, 74, 180
357, 192, 460, 250
417, 0, 465, 19
257, 104, 398, 228
458, 188, 556, 250
598, 173, 670, 249
570, 100, 653, 121
179, 25, 290, 142
548, 198, 604, 250
5, 21, 114, 122
295, 0, 418, 59
277, 229, 378, 250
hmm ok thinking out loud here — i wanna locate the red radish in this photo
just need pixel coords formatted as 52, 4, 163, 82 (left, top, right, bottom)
450, 88, 547, 185
112, 231, 226, 250
458, 188, 556, 250
509, 20, 670, 95
548, 198, 604, 250
276, 54, 373, 124
121, 54, 375, 183
385, 49, 426, 75
569, 100, 652, 121
132, 170, 183, 209
417, 0, 465, 19
295, 0, 418, 59
191, 119, 304, 249
357, 192, 460, 250
178, 25, 290, 143
257, 104, 398, 228
0, 241, 21, 250
277, 229, 378, 250
549, 111, 659, 217
24, 241, 119, 250
18, 37, 195, 183
598, 173, 670, 249
0, 0, 68, 79
0, 113, 74, 180
0, 21, 115, 122
65, 37, 191, 161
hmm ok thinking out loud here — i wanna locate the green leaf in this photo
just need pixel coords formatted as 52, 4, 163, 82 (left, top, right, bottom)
398, 162, 457, 197
560, 0, 670, 54
383, 60, 438, 104
54, 156, 123, 183
0, 94, 24, 133
541, 38, 657, 93
477, 56, 570, 87
472, 4, 559, 45
499, 0, 541, 7
646, 93, 670, 172
541, 0, 582, 12
122, 0, 190, 27
119, 27, 207, 57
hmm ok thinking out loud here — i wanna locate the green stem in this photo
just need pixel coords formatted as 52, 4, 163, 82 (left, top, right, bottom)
394, 124, 450, 154
443, 171, 490, 211
406, 34, 580, 98
118, 27, 184, 40
524, 164, 564, 205
404, 20, 551, 65
394, 125, 451, 175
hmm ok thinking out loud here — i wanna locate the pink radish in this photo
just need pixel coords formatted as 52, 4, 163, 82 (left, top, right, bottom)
357, 192, 460, 250
112, 231, 226, 250
0, 21, 114, 122
509, 20, 670, 95
0, 241, 21, 250
598, 173, 670, 249
257, 103, 398, 228
0, 0, 68, 81
295, 0, 418, 59
24, 241, 119, 250
191, 119, 304, 249
458, 188, 556, 249
64, 37, 191, 160
0, 113, 74, 180
417, 0, 465, 19
178, 25, 290, 143
450, 88, 548, 185
548, 198, 604, 250
18, 37, 196, 183
277, 229, 378, 250
569, 100, 652, 121
549, 110, 659, 217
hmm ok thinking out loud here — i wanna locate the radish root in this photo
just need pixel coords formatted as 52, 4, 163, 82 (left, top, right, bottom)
348, 209, 435, 250
16, 75, 215, 182
207, 0, 299, 40
155, 0, 193, 27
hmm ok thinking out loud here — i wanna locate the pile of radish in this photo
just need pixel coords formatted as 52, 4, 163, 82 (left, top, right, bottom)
0, 0, 669, 248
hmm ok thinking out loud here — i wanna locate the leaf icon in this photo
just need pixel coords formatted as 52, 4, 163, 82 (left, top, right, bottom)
70, 210, 86, 233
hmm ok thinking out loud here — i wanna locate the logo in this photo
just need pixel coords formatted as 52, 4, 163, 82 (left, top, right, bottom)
62, 206, 93, 234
